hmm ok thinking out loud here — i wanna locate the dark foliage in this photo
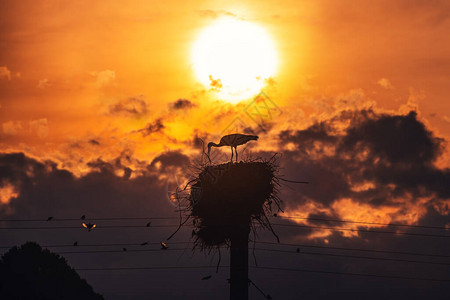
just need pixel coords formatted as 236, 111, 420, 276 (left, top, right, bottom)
0, 242, 104, 300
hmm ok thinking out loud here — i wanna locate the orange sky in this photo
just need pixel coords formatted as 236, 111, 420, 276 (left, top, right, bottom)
1, 0, 450, 238
1, 1, 449, 159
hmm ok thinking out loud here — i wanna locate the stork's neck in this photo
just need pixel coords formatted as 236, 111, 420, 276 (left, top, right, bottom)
209, 142, 221, 147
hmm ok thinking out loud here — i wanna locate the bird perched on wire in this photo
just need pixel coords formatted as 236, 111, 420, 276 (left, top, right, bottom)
82, 222, 96, 232
208, 134, 258, 162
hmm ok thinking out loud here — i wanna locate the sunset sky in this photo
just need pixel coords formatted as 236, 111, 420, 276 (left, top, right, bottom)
1, 1, 450, 299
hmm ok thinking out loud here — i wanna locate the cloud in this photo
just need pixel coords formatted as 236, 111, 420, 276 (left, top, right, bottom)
264, 77, 276, 86
0, 151, 203, 299
2, 121, 23, 135
277, 109, 450, 238
0, 66, 11, 80
91, 70, 115, 86
169, 99, 196, 110
29, 118, 49, 138
208, 75, 222, 90
89, 139, 100, 146
148, 151, 190, 173
377, 78, 394, 89
36, 78, 50, 89
0, 141, 448, 300
197, 9, 237, 19
0, 151, 175, 224
109, 96, 148, 116
0, 183, 18, 204
137, 118, 165, 136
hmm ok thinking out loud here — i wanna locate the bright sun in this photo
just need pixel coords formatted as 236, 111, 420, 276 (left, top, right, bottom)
192, 18, 278, 103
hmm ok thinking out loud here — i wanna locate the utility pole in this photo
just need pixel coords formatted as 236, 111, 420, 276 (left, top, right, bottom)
185, 159, 280, 299
230, 224, 250, 300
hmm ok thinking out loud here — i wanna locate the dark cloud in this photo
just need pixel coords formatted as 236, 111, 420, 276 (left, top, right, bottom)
0, 152, 171, 218
169, 99, 196, 110
1, 111, 449, 300
340, 111, 442, 165
89, 139, 100, 146
0, 151, 206, 298
148, 151, 191, 173
278, 109, 450, 211
109, 97, 148, 116
137, 118, 165, 136
0, 134, 450, 299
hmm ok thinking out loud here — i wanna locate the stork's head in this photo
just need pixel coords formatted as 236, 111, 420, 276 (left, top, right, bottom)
251, 135, 259, 141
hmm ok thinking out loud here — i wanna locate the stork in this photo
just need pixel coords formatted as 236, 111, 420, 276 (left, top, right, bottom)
208, 133, 259, 162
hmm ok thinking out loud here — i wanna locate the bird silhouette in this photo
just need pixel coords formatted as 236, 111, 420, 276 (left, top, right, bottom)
296, 248, 300, 253
46, 217, 53, 221
146, 222, 151, 227
82, 222, 96, 232
201, 275, 212, 280
160, 242, 168, 250
208, 134, 258, 162
122, 248, 127, 252
73, 241, 78, 246
140, 242, 148, 246
80, 215, 86, 220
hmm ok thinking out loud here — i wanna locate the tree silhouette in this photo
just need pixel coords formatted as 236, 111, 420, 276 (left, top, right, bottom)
0, 242, 103, 300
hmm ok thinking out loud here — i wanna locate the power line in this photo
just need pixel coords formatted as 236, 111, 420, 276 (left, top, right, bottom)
2, 240, 447, 259
0, 224, 180, 230
271, 223, 450, 238
1, 215, 448, 231
0, 217, 177, 222
36, 248, 450, 267
0, 241, 191, 249
58, 248, 187, 254
258, 241, 450, 259
254, 248, 450, 267
249, 279, 272, 300
277, 215, 450, 230
73, 265, 450, 282
50, 248, 450, 267
76, 266, 220, 271
2, 222, 450, 238
249, 266, 450, 282
4, 244, 446, 268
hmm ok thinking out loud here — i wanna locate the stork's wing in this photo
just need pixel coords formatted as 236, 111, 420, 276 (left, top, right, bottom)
82, 223, 87, 228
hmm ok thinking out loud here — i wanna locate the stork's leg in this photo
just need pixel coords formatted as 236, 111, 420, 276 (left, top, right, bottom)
230, 146, 234, 162
235, 146, 238, 162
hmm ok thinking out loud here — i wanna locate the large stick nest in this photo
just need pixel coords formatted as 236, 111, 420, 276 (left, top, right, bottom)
180, 156, 281, 250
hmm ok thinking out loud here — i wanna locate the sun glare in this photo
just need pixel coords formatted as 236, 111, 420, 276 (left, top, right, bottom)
192, 18, 278, 103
